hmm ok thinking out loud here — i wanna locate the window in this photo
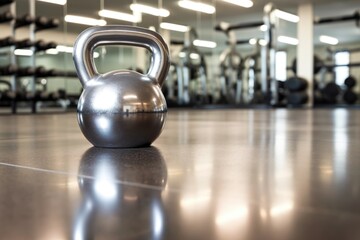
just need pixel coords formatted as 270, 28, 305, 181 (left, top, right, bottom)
335, 51, 350, 85
275, 51, 287, 81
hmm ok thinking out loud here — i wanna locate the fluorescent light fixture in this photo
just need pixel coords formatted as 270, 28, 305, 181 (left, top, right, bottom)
178, 0, 215, 14
277, 36, 299, 45
123, 95, 138, 100
260, 24, 268, 31
98, 9, 140, 23
249, 38, 267, 46
14, 49, 33, 56
319, 35, 338, 45
56, 45, 100, 58
45, 48, 59, 55
190, 53, 200, 59
93, 52, 100, 58
160, 22, 189, 32
249, 38, 257, 45
178, 52, 200, 59
37, 0, 66, 5
274, 9, 299, 23
193, 39, 217, 48
123, 94, 138, 100
179, 52, 186, 58
56, 45, 73, 53
149, 26, 156, 32
64, 15, 106, 26
130, 3, 170, 17
222, 0, 253, 8
259, 39, 267, 46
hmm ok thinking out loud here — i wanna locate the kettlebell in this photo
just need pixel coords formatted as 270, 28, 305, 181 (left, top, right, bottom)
73, 26, 170, 148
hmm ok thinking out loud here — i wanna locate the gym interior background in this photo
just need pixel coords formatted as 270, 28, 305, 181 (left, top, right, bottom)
0, 0, 360, 239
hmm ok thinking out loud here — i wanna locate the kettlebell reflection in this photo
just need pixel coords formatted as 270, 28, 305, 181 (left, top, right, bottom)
73, 147, 167, 240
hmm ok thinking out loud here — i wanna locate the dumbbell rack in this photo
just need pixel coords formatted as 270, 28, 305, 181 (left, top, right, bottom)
6, 0, 61, 113
4, 0, 35, 113
0, 0, 15, 112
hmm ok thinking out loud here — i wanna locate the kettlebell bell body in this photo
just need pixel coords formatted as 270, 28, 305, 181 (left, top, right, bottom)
73, 26, 170, 148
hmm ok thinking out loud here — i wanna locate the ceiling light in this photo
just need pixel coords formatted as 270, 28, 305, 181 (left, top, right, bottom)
249, 38, 257, 45
130, 3, 170, 17
93, 52, 100, 58
55, 45, 99, 57
277, 36, 299, 45
64, 15, 106, 26
249, 38, 267, 46
160, 22, 189, 32
190, 53, 200, 59
14, 49, 33, 56
179, 52, 186, 58
274, 9, 299, 23
98, 9, 140, 23
37, 0, 66, 5
193, 39, 217, 48
259, 39, 267, 46
259, 24, 268, 31
56, 45, 73, 53
178, 0, 216, 14
319, 35, 338, 45
222, 0, 253, 8
45, 48, 59, 55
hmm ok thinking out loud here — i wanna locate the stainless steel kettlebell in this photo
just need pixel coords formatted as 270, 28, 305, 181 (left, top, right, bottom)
73, 26, 170, 148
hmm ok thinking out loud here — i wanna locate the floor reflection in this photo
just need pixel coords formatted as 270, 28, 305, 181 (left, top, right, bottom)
1, 110, 359, 239
73, 147, 167, 240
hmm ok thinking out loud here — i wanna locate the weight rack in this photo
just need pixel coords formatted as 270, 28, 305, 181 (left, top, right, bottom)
0, 0, 73, 114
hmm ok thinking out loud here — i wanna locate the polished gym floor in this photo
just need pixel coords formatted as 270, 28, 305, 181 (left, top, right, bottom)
0, 109, 359, 239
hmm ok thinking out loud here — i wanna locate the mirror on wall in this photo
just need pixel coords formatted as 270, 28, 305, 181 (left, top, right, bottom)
313, 2, 360, 107
160, 0, 216, 106
0, 0, 359, 113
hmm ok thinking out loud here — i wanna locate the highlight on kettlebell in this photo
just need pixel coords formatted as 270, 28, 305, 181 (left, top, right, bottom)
73, 26, 170, 148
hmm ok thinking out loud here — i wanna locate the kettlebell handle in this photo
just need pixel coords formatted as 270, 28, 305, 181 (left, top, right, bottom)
73, 25, 170, 87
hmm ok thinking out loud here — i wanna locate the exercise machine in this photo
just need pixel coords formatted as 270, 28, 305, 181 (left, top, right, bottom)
176, 28, 208, 105
215, 22, 243, 104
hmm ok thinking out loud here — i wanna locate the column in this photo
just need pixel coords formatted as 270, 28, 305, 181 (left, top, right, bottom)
297, 3, 314, 107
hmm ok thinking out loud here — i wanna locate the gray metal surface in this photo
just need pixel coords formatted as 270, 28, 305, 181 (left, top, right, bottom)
0, 109, 359, 239
73, 25, 170, 148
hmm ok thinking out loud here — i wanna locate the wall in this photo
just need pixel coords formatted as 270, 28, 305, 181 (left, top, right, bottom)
0, 45, 150, 95
1, 20, 360, 100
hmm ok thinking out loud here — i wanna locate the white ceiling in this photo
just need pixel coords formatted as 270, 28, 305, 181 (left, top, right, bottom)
16, 0, 360, 49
